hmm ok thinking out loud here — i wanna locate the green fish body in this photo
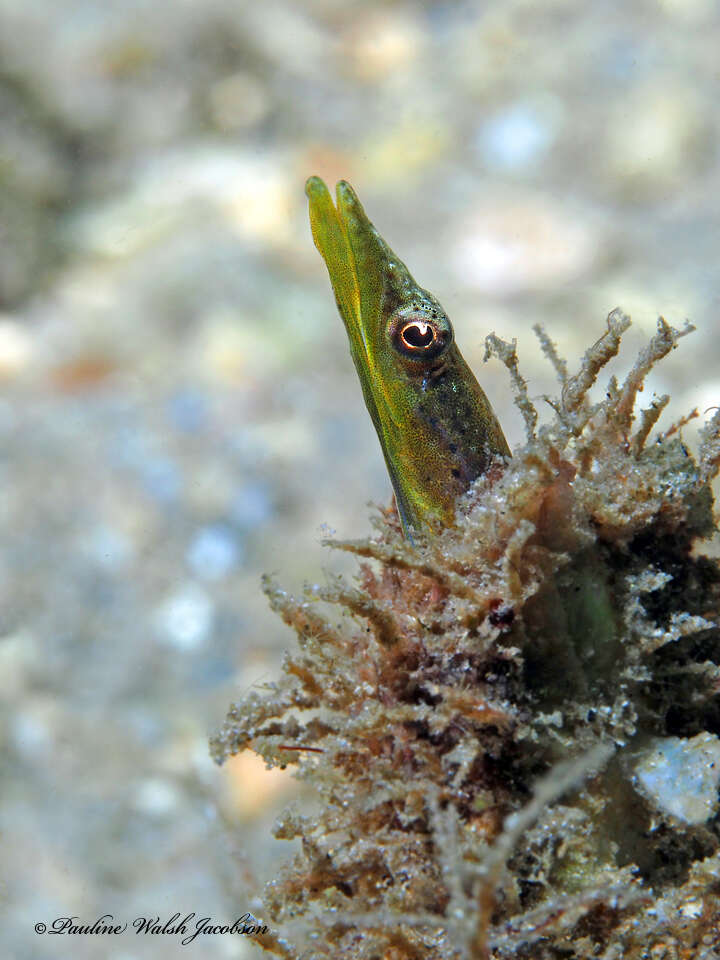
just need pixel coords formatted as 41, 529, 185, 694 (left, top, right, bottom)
306, 177, 509, 538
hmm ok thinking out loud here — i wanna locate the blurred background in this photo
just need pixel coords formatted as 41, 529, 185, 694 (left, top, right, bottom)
2, 0, 719, 956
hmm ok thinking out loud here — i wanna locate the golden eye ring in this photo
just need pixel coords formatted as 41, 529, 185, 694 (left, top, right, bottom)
400, 320, 436, 351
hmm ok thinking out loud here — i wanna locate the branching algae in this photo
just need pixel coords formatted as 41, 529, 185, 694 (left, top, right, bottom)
212, 180, 720, 959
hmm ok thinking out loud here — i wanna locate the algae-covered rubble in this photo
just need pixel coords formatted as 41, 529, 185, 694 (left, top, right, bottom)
212, 312, 720, 959
634, 733, 720, 826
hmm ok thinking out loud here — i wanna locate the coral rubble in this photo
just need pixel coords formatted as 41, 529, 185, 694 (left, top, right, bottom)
212, 311, 720, 959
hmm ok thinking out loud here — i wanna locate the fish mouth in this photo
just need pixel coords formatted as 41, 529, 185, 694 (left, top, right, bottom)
306, 175, 420, 386
305, 177, 377, 365
305, 176, 399, 421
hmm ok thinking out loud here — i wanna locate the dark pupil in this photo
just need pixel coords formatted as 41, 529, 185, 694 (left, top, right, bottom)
402, 322, 435, 349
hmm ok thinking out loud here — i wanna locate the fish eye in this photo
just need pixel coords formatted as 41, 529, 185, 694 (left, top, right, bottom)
390, 306, 452, 360
401, 320, 436, 350
392, 313, 450, 360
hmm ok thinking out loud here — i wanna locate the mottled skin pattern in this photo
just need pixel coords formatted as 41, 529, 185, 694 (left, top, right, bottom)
306, 177, 510, 538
